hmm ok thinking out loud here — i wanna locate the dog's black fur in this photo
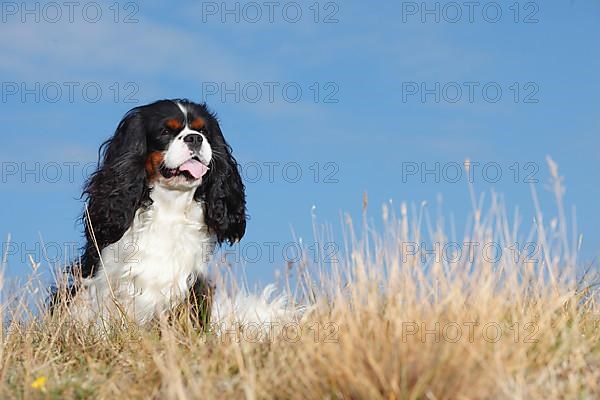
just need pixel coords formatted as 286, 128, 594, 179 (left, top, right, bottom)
80, 99, 246, 278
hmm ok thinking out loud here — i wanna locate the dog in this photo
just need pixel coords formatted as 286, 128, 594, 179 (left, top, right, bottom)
63, 99, 287, 330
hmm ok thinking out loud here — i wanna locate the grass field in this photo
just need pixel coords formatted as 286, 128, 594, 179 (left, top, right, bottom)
1, 159, 598, 399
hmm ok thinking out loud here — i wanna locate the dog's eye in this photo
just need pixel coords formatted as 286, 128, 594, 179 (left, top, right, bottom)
161, 128, 171, 136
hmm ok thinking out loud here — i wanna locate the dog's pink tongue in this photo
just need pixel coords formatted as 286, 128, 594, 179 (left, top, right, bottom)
179, 159, 208, 179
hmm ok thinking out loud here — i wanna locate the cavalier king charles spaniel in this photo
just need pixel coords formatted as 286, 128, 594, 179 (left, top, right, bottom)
64, 99, 287, 330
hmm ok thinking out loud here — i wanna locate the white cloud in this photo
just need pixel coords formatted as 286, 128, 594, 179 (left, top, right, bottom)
0, 18, 248, 82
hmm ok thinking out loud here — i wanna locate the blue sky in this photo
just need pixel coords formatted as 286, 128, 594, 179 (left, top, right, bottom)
1, 0, 599, 286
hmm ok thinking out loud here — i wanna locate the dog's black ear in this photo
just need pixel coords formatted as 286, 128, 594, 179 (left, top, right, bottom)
199, 122, 246, 245
81, 109, 148, 277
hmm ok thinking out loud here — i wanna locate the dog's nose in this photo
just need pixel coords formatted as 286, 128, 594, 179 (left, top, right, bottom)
183, 134, 203, 146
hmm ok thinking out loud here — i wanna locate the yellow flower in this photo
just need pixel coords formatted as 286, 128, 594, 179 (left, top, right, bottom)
31, 376, 47, 390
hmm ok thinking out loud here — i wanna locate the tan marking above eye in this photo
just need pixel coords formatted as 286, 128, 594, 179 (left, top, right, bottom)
190, 118, 205, 130
165, 119, 183, 130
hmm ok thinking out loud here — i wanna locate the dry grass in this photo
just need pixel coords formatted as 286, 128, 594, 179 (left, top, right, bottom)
1, 158, 599, 399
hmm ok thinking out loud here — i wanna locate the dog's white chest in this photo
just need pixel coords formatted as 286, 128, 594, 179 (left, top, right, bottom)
84, 186, 216, 324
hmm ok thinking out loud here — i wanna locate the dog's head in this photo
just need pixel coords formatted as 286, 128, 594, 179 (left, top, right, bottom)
81, 100, 246, 276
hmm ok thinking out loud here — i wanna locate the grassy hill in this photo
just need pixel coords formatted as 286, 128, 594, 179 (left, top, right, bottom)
1, 160, 598, 399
